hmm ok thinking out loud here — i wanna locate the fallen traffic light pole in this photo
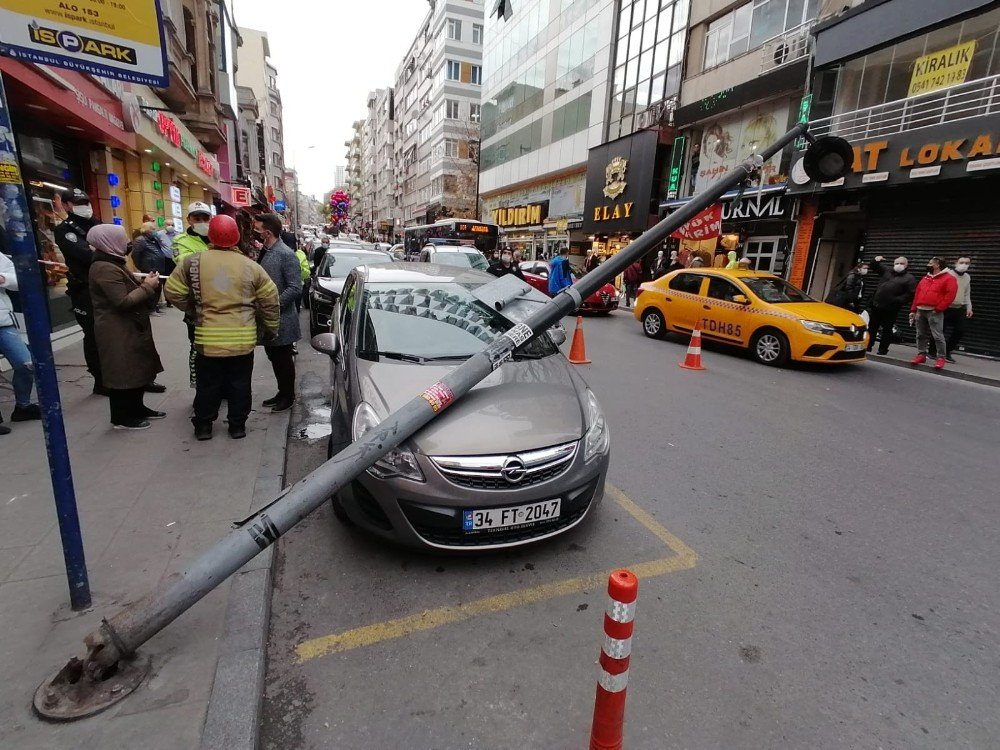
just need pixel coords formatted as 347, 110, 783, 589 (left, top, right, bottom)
34, 122, 850, 719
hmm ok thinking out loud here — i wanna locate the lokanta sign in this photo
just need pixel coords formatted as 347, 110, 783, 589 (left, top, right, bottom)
0, 0, 168, 87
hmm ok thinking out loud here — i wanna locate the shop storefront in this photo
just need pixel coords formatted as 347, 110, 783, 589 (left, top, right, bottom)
121, 89, 220, 232
582, 129, 663, 270
1, 60, 137, 332
661, 185, 794, 273
481, 172, 586, 261
789, 121, 1000, 355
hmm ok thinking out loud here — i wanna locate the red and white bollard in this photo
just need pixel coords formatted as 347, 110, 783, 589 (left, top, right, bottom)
589, 569, 639, 750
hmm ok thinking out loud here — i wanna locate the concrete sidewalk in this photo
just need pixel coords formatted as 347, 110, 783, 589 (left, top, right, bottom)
867, 342, 1000, 387
0, 310, 290, 749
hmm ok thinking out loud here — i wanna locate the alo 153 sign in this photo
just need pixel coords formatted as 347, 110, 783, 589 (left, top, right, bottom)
0, 0, 169, 87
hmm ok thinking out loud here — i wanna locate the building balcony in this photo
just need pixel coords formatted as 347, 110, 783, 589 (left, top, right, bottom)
810, 74, 1000, 142
759, 20, 815, 76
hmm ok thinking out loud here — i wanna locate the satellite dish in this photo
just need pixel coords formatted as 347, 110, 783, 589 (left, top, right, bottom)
803, 136, 854, 182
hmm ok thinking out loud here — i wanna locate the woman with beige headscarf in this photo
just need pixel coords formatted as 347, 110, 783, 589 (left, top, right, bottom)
87, 224, 165, 430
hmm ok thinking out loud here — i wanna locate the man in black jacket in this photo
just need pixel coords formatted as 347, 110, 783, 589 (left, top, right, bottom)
487, 249, 525, 280
54, 188, 106, 394
866, 255, 917, 355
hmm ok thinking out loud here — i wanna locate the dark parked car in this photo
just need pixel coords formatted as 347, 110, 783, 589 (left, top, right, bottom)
309, 248, 393, 336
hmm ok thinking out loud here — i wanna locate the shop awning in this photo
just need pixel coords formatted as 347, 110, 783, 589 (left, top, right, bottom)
660, 183, 786, 211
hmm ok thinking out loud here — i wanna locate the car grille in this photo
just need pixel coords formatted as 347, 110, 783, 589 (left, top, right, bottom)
400, 477, 599, 547
829, 350, 867, 361
430, 441, 577, 490
600, 292, 610, 304
834, 325, 867, 342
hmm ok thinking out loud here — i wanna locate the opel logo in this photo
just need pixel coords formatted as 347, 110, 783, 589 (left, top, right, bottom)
500, 456, 526, 484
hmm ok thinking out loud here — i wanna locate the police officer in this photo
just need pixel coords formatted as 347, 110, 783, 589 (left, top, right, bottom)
54, 188, 106, 395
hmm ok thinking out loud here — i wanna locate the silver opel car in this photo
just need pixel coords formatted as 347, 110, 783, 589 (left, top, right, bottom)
311, 264, 611, 551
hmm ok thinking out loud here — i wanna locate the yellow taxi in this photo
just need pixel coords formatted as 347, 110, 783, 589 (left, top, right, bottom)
634, 268, 869, 366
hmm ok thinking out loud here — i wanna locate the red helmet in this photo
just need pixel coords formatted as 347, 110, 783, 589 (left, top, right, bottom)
208, 214, 240, 248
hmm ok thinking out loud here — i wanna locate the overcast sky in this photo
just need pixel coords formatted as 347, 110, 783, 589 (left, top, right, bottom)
234, 0, 431, 198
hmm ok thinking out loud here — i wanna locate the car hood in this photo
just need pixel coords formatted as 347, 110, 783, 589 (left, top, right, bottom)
357, 355, 586, 456
767, 302, 867, 326
315, 276, 348, 295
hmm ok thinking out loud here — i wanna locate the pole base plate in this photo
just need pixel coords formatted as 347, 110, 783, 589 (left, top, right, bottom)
33, 654, 150, 721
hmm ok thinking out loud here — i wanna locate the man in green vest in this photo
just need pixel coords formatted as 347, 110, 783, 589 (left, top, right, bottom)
173, 202, 214, 385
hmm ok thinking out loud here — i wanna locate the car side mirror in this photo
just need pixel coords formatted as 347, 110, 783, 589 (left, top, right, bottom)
311, 332, 340, 358
732, 294, 750, 305
547, 327, 567, 346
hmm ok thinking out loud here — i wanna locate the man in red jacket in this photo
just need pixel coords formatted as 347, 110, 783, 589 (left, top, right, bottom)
909, 256, 958, 370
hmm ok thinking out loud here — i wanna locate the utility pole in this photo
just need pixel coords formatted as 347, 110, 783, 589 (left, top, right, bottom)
0, 75, 90, 611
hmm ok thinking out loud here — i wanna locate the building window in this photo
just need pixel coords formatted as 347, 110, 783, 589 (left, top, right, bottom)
267, 74, 277, 90
272, 152, 281, 167
472, 23, 483, 45
271, 127, 280, 142
703, 0, 821, 70
444, 139, 459, 158
471, 64, 482, 85
269, 101, 279, 117
704, 4, 752, 69
447, 18, 462, 40
470, 103, 481, 123
445, 99, 460, 119
446, 60, 461, 80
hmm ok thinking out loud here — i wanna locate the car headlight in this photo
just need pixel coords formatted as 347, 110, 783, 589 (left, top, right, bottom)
352, 402, 425, 481
583, 389, 610, 463
800, 319, 836, 335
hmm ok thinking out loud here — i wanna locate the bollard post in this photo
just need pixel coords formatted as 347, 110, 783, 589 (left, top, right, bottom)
590, 569, 638, 750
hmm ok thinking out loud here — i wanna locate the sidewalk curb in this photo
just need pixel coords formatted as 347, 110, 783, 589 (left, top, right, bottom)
199, 407, 291, 750
868, 353, 1000, 388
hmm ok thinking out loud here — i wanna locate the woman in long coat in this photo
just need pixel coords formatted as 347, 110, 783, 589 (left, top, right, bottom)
87, 224, 165, 430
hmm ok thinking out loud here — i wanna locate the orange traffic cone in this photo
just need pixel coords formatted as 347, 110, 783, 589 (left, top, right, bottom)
679, 329, 706, 371
568, 316, 592, 364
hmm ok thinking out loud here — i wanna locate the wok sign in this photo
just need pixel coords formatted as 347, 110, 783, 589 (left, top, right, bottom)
0, 0, 169, 87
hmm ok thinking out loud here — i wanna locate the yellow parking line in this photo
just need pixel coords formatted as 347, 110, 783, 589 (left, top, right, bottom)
295, 484, 697, 664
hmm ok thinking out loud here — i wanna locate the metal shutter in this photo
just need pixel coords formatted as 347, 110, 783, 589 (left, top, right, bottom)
863, 182, 1000, 357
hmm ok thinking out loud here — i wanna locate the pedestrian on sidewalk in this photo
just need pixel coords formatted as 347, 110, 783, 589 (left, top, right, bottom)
132, 222, 170, 313
943, 256, 973, 362
165, 215, 279, 440
174, 203, 213, 387
909, 256, 958, 370
623, 259, 642, 307
87, 225, 165, 430
548, 245, 573, 295
866, 256, 917, 355
254, 213, 302, 412
54, 187, 106, 395
487, 249, 525, 280
0, 248, 41, 433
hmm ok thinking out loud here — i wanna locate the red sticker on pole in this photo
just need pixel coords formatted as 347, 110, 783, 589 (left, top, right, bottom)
670, 203, 722, 240
421, 382, 455, 413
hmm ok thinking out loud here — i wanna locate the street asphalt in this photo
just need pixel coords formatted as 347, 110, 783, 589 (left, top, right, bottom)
261, 311, 999, 749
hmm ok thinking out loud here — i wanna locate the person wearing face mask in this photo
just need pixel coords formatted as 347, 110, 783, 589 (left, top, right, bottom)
843, 261, 869, 312
867, 255, 917, 355
488, 249, 525, 280
942, 257, 973, 363
54, 187, 106, 395
174, 202, 213, 263
909, 256, 958, 370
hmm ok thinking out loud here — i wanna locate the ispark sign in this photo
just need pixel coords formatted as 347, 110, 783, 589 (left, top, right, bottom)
0, 0, 169, 87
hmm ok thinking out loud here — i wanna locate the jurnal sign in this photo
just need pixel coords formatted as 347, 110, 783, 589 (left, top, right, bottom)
0, 0, 169, 87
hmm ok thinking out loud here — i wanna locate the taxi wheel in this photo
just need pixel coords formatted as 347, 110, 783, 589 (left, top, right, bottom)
641, 309, 667, 339
751, 329, 790, 367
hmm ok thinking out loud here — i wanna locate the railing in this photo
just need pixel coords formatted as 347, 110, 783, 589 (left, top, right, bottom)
760, 20, 815, 74
809, 74, 1000, 142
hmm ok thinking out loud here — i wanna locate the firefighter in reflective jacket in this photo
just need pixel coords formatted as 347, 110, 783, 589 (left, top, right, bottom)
165, 215, 279, 440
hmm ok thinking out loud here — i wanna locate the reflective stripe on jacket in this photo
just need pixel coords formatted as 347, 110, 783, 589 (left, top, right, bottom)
165, 248, 279, 356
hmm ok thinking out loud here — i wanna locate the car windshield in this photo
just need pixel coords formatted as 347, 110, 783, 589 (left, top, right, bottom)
744, 277, 813, 304
357, 281, 557, 362
319, 252, 391, 277
433, 251, 489, 271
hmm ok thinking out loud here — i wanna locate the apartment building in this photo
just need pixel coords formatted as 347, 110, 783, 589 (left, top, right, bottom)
360, 88, 396, 240
393, 0, 486, 229
662, 0, 824, 272
345, 120, 364, 225
238, 28, 288, 205
479, 0, 616, 261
